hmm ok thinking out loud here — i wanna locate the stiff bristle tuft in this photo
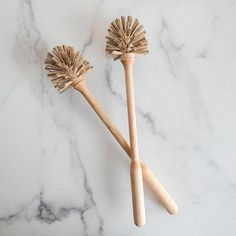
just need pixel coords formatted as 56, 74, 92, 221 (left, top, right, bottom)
106, 16, 149, 59
44, 45, 93, 93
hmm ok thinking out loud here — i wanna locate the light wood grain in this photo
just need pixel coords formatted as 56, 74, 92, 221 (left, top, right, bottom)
74, 79, 178, 215
120, 53, 145, 226
45, 45, 178, 219
105, 17, 149, 226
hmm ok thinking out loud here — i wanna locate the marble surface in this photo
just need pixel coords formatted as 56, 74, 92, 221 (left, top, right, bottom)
1, 0, 236, 235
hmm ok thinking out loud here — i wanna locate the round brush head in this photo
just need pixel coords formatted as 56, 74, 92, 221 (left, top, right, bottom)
44, 45, 93, 93
106, 16, 149, 59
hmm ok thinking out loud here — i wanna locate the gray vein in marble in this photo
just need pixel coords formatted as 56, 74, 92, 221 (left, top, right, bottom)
4, 1, 104, 233
0, 0, 48, 108
0, 184, 103, 236
69, 134, 104, 236
21, 0, 44, 62
207, 158, 220, 169
228, 182, 236, 191
14, 0, 41, 63
195, 15, 220, 59
159, 19, 184, 81
159, 18, 212, 130
136, 108, 168, 139
196, 50, 207, 58
46, 113, 104, 235
187, 71, 212, 130
81, 0, 104, 54
0, 81, 19, 108
36, 191, 58, 224
104, 61, 167, 140
13, 0, 48, 99
212, 15, 220, 31
0, 196, 37, 224
105, 61, 123, 102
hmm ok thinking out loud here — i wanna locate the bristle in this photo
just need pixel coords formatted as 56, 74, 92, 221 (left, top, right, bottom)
44, 45, 93, 93
106, 16, 149, 58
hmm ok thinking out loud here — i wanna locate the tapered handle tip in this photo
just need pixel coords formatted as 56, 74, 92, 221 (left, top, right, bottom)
135, 220, 145, 227
168, 204, 178, 215
140, 162, 178, 215
134, 216, 146, 227
131, 162, 146, 227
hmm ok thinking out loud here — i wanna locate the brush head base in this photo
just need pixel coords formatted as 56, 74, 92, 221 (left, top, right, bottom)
44, 45, 93, 93
106, 16, 149, 59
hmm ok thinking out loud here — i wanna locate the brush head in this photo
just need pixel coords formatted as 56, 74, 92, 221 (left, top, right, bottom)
44, 45, 93, 93
106, 16, 149, 60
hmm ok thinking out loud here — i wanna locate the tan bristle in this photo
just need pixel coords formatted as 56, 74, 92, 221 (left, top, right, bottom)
106, 16, 149, 59
44, 45, 93, 93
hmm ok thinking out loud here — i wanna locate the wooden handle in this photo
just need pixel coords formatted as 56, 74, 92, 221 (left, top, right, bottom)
121, 54, 139, 162
74, 80, 178, 215
130, 161, 145, 226
74, 80, 130, 156
140, 162, 178, 214
121, 53, 145, 227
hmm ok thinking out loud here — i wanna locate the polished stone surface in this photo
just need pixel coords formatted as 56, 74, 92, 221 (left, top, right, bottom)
1, 0, 236, 235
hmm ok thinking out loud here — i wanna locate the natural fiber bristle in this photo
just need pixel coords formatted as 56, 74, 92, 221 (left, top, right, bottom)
44, 45, 93, 93
106, 16, 149, 59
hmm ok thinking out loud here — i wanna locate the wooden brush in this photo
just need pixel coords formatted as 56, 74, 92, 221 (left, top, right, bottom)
106, 16, 148, 59
45, 45, 178, 219
106, 16, 149, 226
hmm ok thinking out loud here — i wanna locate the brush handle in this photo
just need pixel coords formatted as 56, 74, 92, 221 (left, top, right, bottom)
140, 162, 177, 214
74, 80, 178, 215
120, 53, 145, 227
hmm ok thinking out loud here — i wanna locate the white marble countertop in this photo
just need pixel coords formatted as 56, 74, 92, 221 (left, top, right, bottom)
1, 0, 236, 235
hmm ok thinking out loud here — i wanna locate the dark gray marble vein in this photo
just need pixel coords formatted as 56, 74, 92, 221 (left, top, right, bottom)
104, 61, 167, 140
159, 18, 212, 130
1, 0, 48, 108
159, 18, 185, 81
13, 0, 48, 98
137, 108, 168, 139
105, 61, 123, 102
0, 82, 19, 108
36, 191, 58, 224
0, 186, 103, 236
196, 50, 207, 58
0, 196, 37, 224
81, 0, 104, 54
37, 103, 104, 235
43, 109, 104, 234
68, 134, 104, 236
5, 1, 104, 233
